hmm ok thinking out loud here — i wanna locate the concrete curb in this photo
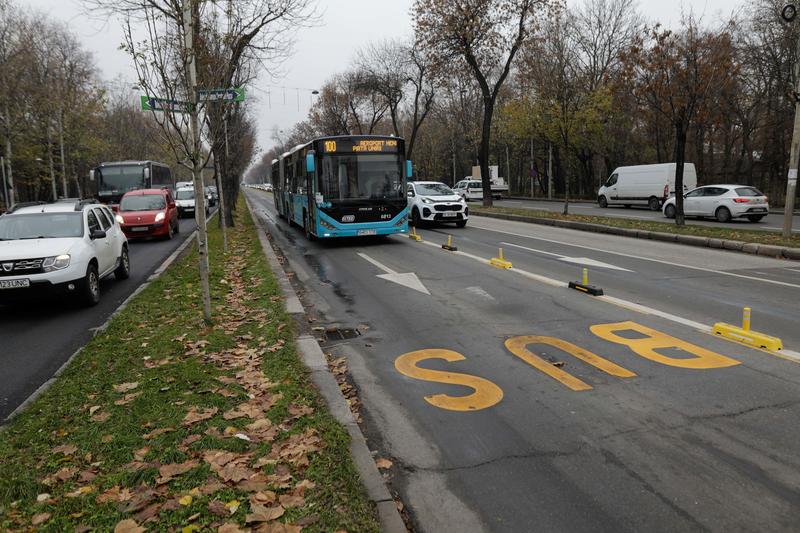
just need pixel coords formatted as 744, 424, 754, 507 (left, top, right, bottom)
2, 226, 198, 427
473, 210, 800, 260
245, 197, 407, 533
503, 196, 800, 215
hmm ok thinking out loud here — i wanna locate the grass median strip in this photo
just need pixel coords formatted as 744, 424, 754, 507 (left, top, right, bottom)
0, 199, 379, 532
473, 206, 800, 249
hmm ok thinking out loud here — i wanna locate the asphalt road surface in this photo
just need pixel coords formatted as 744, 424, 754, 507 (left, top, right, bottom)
492, 198, 800, 233
0, 216, 200, 421
247, 189, 800, 533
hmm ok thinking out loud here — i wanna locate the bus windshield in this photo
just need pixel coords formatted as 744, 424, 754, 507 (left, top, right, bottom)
319, 154, 404, 201
99, 165, 145, 194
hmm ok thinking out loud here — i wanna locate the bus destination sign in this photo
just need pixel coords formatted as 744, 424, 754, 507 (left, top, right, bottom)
322, 139, 399, 154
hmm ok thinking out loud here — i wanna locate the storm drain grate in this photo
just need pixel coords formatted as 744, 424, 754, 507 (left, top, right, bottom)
323, 327, 361, 341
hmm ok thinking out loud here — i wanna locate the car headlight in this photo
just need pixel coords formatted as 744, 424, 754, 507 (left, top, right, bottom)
421, 197, 434, 204
155, 212, 166, 222
115, 214, 124, 224
42, 254, 70, 272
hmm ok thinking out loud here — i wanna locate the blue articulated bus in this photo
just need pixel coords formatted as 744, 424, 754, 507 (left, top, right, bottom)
272, 135, 411, 239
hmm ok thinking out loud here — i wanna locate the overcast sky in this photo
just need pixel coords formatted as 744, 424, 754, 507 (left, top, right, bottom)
24, 0, 741, 157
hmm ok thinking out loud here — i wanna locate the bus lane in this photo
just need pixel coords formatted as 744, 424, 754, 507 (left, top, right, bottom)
248, 189, 800, 533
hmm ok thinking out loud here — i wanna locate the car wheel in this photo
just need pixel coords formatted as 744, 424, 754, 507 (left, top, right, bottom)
747, 215, 765, 223
598, 195, 608, 208
648, 197, 661, 211
82, 263, 101, 306
456, 220, 467, 228
664, 204, 676, 219
715, 206, 732, 223
411, 207, 422, 227
114, 246, 131, 280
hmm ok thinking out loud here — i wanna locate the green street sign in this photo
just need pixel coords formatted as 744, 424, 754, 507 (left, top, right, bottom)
140, 95, 191, 113
197, 87, 245, 103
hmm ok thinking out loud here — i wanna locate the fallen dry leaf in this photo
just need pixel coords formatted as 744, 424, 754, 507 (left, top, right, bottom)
208, 500, 229, 517
102, 435, 114, 443
115, 392, 142, 406
218, 464, 254, 483
65, 485, 94, 498
36, 493, 51, 502
114, 518, 146, 533
134, 446, 150, 461
143, 427, 174, 440
278, 494, 304, 508
89, 405, 102, 415
91, 411, 111, 423
218, 524, 248, 533
157, 460, 199, 485
113, 382, 139, 393
31, 513, 50, 526
245, 503, 285, 523
52, 444, 78, 456
182, 406, 219, 426
178, 495, 193, 506
375, 458, 393, 469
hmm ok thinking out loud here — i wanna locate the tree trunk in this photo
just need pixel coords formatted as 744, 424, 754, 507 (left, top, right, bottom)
674, 121, 687, 227
4, 130, 14, 203
47, 124, 57, 200
479, 99, 494, 207
59, 110, 68, 197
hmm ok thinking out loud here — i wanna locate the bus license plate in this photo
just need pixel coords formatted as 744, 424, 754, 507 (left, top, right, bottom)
0, 279, 30, 289
442, 212, 457, 217
357, 229, 377, 236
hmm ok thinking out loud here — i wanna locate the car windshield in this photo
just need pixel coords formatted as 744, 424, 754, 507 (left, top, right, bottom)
416, 183, 454, 196
0, 213, 83, 240
319, 154, 404, 201
120, 194, 166, 212
176, 189, 194, 200
735, 187, 764, 197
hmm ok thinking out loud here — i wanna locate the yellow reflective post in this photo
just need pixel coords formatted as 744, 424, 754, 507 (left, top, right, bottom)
409, 226, 422, 242
442, 234, 457, 251
742, 307, 751, 331
490, 247, 512, 269
582, 268, 589, 286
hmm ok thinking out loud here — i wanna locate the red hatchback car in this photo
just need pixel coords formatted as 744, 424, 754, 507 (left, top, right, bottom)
116, 189, 180, 239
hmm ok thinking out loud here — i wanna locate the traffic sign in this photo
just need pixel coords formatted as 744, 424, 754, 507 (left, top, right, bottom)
197, 87, 245, 103
140, 96, 191, 113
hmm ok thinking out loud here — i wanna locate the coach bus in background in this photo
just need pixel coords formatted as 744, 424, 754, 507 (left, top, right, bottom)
90, 160, 175, 205
273, 135, 411, 239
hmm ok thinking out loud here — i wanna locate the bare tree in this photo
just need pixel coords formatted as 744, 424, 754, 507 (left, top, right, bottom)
414, 0, 556, 206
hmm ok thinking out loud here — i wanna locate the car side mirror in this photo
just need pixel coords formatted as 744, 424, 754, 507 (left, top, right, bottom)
407, 191, 414, 198
110, 205, 119, 213
90, 229, 106, 240
169, 202, 176, 208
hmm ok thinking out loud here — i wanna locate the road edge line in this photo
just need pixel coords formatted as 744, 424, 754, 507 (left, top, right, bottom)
471, 210, 800, 261
244, 193, 407, 533
2, 225, 199, 427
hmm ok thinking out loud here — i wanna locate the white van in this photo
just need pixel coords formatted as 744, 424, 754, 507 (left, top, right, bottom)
598, 163, 697, 211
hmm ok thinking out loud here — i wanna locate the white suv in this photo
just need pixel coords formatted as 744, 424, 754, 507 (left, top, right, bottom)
407, 181, 469, 227
0, 200, 130, 306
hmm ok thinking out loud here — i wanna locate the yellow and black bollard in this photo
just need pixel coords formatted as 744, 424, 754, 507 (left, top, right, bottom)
442, 234, 458, 251
569, 267, 604, 296
409, 225, 422, 242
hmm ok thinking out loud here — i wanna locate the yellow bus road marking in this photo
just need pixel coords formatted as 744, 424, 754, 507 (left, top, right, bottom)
394, 349, 504, 411
590, 321, 740, 369
505, 336, 636, 391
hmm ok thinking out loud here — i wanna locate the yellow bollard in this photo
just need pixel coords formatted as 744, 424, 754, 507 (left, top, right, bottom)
582, 268, 589, 286
409, 225, 422, 241
447, 235, 453, 247
490, 247, 512, 269
442, 234, 457, 251
742, 307, 751, 331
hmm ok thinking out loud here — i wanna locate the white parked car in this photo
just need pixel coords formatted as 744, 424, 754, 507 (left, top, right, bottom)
0, 200, 130, 306
175, 181, 193, 189
662, 185, 769, 223
452, 179, 484, 202
407, 181, 468, 227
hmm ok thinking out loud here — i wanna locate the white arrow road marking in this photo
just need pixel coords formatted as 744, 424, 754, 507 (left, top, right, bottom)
465, 286, 495, 300
501, 242, 634, 272
357, 252, 431, 295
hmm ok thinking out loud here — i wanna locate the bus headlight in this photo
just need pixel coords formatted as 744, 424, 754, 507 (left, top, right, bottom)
42, 254, 71, 272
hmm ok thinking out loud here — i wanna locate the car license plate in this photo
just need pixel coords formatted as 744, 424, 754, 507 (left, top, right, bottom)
752, 208, 766, 212
132, 226, 149, 232
357, 229, 377, 236
0, 279, 30, 289
442, 212, 457, 217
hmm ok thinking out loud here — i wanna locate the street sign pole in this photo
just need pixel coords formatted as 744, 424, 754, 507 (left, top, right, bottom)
784, 4, 800, 237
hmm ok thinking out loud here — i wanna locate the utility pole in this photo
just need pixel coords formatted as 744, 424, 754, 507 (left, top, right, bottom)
530, 139, 534, 198
183, 0, 212, 322
548, 142, 553, 200
783, 4, 800, 237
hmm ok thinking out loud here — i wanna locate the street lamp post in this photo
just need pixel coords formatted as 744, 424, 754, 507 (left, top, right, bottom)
781, 4, 799, 237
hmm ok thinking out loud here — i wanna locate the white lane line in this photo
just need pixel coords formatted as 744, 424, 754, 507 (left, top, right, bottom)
465, 286, 496, 300
502, 242, 634, 272
415, 237, 798, 360
786, 268, 800, 274
470, 223, 800, 289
